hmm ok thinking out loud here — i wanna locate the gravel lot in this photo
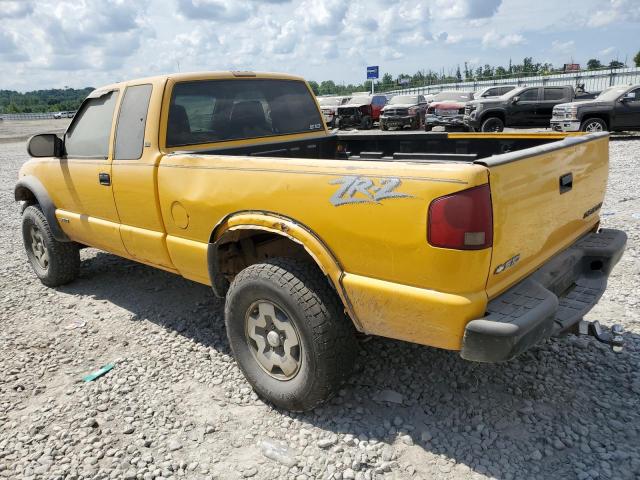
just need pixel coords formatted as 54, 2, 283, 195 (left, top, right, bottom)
1, 120, 639, 480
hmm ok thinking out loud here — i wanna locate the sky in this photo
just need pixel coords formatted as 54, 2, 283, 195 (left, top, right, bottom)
0, 0, 639, 92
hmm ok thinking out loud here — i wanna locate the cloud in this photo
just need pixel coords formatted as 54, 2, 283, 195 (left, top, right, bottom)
176, 0, 253, 22
551, 40, 575, 54
599, 46, 615, 56
0, 30, 29, 62
482, 31, 525, 49
297, 0, 348, 34
0, 0, 34, 18
586, 0, 640, 27
433, 0, 502, 19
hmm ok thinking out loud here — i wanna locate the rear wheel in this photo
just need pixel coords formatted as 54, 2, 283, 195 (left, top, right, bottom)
225, 258, 358, 411
480, 116, 504, 132
22, 205, 80, 287
580, 117, 607, 133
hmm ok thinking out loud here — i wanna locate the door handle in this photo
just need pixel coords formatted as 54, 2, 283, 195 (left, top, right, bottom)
98, 172, 111, 186
559, 172, 573, 194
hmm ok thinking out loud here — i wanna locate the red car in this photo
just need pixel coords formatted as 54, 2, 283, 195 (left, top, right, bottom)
424, 91, 474, 131
336, 94, 387, 129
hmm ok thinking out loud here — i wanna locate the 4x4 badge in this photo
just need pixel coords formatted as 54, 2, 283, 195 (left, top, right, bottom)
494, 254, 521, 274
329, 176, 413, 206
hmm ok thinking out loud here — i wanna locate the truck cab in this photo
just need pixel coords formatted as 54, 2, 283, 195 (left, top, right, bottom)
465, 86, 574, 132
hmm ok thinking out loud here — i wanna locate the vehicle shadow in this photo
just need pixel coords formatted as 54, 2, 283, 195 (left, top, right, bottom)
60, 251, 640, 480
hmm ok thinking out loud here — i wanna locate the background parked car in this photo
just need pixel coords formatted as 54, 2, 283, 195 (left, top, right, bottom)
465, 85, 581, 132
318, 96, 350, 128
551, 84, 640, 132
336, 94, 387, 129
424, 91, 474, 131
380, 94, 427, 130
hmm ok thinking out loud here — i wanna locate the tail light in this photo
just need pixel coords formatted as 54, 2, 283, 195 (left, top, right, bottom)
428, 184, 493, 250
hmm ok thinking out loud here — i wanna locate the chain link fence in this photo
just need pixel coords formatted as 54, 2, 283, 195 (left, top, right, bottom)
0, 112, 60, 121
386, 67, 640, 96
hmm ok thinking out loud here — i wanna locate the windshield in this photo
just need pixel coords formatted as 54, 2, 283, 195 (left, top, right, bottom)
389, 95, 419, 105
595, 86, 629, 101
346, 96, 371, 105
432, 91, 473, 102
318, 97, 341, 106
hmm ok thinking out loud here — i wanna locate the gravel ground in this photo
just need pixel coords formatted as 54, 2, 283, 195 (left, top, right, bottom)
1, 121, 639, 480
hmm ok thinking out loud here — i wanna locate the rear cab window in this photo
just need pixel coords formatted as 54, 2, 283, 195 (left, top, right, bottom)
115, 84, 153, 160
166, 79, 323, 147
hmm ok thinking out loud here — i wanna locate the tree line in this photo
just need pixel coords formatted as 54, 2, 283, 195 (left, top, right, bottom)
309, 52, 640, 96
0, 88, 93, 114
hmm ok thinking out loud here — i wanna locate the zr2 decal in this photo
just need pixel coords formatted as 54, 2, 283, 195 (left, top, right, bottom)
329, 176, 414, 206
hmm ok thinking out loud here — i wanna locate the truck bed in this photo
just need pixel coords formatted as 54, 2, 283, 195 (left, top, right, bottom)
172, 131, 579, 163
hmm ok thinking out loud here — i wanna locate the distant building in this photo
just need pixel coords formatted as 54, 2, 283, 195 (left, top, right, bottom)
563, 63, 581, 72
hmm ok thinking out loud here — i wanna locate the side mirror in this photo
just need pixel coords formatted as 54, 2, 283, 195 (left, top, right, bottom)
27, 134, 63, 158
511, 96, 520, 104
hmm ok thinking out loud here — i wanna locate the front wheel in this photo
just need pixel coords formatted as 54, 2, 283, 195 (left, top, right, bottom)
22, 205, 80, 287
480, 116, 504, 132
224, 258, 358, 411
580, 118, 607, 133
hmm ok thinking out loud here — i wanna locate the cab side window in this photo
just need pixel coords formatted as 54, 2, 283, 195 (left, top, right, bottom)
543, 88, 566, 101
627, 88, 640, 101
115, 84, 153, 160
518, 89, 539, 101
65, 91, 119, 158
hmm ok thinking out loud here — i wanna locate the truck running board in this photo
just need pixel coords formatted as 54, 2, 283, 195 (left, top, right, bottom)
577, 320, 624, 353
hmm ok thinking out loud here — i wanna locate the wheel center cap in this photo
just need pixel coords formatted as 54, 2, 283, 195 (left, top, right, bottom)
266, 330, 281, 347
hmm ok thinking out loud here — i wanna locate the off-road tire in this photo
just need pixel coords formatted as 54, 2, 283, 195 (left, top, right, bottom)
225, 257, 358, 411
424, 125, 433, 132
580, 117, 607, 133
22, 205, 80, 287
480, 116, 504, 132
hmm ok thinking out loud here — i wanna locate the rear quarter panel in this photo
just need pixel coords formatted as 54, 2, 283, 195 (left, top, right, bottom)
157, 155, 491, 349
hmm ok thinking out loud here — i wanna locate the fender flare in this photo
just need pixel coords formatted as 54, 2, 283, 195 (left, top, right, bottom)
14, 175, 70, 242
207, 211, 362, 330
478, 109, 506, 125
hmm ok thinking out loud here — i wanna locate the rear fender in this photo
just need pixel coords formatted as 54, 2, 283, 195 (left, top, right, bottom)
208, 211, 362, 330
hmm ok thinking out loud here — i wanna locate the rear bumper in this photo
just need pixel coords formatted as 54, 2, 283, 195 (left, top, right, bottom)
460, 228, 627, 362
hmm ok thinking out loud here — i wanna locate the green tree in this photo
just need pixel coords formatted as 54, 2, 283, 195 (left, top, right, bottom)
609, 60, 625, 69
318, 80, 336, 96
634, 50, 640, 67
587, 58, 602, 70
455, 65, 462, 82
307, 81, 319, 95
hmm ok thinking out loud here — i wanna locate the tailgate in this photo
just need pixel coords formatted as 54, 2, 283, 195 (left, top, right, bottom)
479, 133, 609, 298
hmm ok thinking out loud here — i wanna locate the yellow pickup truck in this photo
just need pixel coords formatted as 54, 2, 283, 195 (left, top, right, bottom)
16, 72, 626, 411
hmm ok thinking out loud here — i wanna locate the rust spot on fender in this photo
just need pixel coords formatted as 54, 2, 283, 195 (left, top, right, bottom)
274, 222, 290, 232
